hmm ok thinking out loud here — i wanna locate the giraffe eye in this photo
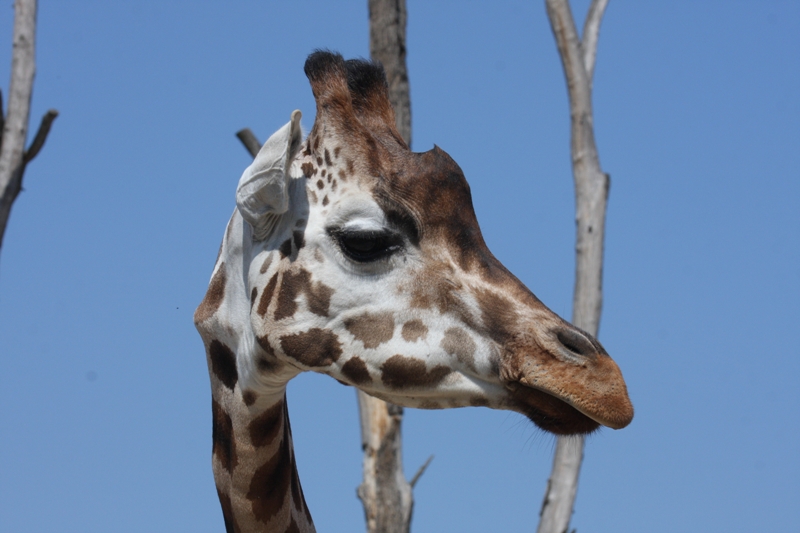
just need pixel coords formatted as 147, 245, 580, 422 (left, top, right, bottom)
331, 229, 402, 263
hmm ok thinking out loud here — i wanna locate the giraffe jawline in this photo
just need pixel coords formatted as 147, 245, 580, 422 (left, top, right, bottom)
507, 383, 601, 436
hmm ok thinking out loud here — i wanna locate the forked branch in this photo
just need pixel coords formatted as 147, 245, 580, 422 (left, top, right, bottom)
0, 0, 58, 255
537, 1, 610, 532
236, 128, 261, 159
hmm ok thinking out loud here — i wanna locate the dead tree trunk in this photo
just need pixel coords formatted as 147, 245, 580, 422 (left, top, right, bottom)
0, 0, 58, 260
537, 1, 610, 532
355, 3, 422, 533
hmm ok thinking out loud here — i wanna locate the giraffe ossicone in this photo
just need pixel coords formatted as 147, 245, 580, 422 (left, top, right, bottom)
196, 50, 633, 533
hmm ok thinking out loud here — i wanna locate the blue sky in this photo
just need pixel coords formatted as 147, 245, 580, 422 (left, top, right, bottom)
0, 1, 798, 531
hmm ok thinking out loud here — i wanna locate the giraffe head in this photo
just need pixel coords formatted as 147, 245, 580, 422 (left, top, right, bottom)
229, 51, 632, 435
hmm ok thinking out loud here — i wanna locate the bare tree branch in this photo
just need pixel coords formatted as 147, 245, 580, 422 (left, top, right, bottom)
368, 0, 411, 146
236, 128, 261, 158
581, 0, 609, 85
0, 90, 5, 145
356, 394, 412, 533
354, 2, 416, 533
23, 108, 57, 163
0, 0, 57, 255
409, 455, 434, 488
537, 1, 610, 532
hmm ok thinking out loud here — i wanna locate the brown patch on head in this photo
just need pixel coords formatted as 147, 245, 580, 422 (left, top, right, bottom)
474, 288, 518, 345
401, 319, 428, 342
249, 398, 285, 447
243, 390, 257, 406
380, 355, 452, 389
322, 195, 329, 207
324, 148, 333, 166
285, 518, 301, 533
301, 161, 316, 177
195, 264, 226, 323
331, 179, 338, 192
321, 169, 327, 178
257, 273, 280, 317
310, 190, 318, 204
345, 311, 395, 349
274, 268, 333, 321
216, 488, 241, 533
280, 328, 342, 368
341, 356, 372, 385
316, 156, 323, 166
212, 398, 237, 473
209, 340, 238, 391
247, 425, 292, 523
440, 327, 477, 372
334, 146, 341, 158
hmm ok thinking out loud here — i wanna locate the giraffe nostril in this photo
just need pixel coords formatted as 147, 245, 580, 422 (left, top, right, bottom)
555, 328, 597, 360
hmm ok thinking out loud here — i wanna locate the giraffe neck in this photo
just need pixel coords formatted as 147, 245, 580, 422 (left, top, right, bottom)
196, 214, 316, 532
212, 383, 315, 533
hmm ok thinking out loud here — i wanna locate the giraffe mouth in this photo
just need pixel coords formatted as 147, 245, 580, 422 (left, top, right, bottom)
507, 382, 602, 435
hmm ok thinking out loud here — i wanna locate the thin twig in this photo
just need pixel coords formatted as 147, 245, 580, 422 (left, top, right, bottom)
236, 128, 261, 158
409, 455, 434, 488
23, 109, 58, 163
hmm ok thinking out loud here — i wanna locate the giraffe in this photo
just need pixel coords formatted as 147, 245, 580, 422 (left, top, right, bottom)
194, 50, 633, 533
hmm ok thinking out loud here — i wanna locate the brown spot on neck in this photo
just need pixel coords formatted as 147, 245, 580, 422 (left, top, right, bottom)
345, 311, 395, 349
243, 390, 257, 406
212, 399, 237, 473
247, 423, 293, 524
401, 320, 428, 342
249, 399, 285, 448
195, 263, 226, 323
216, 488, 241, 533
209, 340, 238, 391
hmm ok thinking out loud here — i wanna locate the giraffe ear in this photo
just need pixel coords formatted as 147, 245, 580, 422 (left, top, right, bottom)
236, 110, 303, 240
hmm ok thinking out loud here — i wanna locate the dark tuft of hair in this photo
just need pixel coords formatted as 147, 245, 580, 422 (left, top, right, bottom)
304, 49, 347, 83
344, 58, 388, 101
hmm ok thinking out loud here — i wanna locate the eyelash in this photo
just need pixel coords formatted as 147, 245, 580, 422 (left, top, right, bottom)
329, 228, 403, 263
